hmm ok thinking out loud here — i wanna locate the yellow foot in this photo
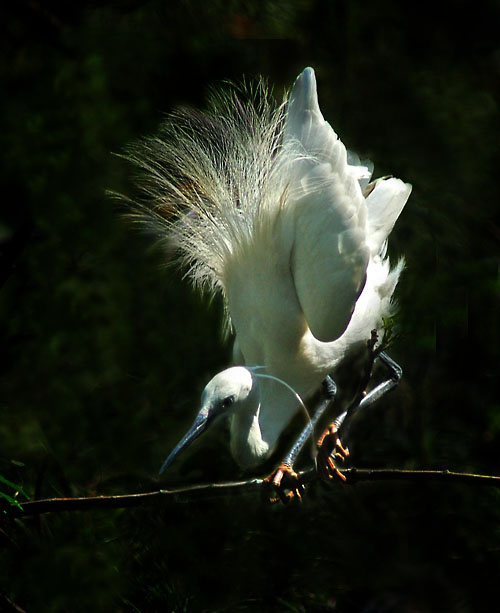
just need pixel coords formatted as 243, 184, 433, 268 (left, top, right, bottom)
262, 463, 304, 505
316, 423, 350, 482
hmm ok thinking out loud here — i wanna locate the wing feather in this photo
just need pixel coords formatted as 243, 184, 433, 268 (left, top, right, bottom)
284, 68, 369, 342
365, 177, 412, 255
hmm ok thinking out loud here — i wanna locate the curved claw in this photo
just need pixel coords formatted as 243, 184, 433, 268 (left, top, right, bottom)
316, 424, 350, 482
262, 463, 305, 505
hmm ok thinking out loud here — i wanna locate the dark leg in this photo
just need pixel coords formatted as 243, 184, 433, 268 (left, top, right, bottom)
317, 351, 402, 479
338, 351, 402, 439
262, 377, 337, 504
284, 376, 337, 467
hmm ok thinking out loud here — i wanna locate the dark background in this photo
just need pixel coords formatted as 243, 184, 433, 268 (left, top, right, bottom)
1, 1, 500, 611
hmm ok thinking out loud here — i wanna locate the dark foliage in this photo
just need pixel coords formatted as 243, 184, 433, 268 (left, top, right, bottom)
1, 0, 499, 610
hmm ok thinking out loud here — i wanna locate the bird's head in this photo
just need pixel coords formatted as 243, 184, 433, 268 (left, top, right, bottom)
159, 366, 257, 474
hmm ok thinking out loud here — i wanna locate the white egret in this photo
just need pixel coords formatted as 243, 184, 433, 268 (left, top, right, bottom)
125, 67, 411, 492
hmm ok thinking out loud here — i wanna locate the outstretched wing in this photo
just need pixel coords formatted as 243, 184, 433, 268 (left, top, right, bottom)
284, 68, 369, 342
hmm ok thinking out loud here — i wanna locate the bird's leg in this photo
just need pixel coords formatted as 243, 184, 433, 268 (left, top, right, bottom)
262, 377, 337, 504
338, 351, 402, 439
316, 330, 378, 480
316, 341, 402, 480
262, 345, 402, 501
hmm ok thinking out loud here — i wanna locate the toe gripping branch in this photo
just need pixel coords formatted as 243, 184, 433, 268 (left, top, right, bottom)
262, 463, 305, 505
315, 420, 350, 481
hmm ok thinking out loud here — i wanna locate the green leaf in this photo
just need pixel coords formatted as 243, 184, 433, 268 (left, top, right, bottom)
0, 474, 29, 500
0, 490, 24, 511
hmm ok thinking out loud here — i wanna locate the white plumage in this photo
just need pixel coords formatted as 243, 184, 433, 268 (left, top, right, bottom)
126, 68, 411, 472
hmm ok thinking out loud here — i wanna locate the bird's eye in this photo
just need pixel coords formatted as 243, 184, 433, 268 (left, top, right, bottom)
222, 395, 235, 409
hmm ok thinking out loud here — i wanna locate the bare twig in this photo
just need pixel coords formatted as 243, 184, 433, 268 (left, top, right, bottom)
2, 468, 500, 519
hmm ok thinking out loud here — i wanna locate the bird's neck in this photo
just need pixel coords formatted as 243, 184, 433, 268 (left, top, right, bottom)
229, 400, 270, 469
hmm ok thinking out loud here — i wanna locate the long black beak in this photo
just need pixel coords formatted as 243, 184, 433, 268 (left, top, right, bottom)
159, 409, 213, 475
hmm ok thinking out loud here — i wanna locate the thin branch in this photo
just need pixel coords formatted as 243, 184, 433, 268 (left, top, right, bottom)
2, 468, 500, 519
